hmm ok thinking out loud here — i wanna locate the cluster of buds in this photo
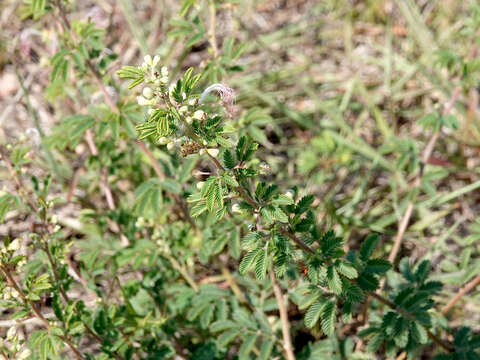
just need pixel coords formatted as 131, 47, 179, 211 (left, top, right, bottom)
1, 287, 21, 301
1, 238, 22, 254
3, 327, 31, 359
136, 55, 169, 107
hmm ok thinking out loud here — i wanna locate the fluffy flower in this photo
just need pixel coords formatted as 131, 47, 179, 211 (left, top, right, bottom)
199, 83, 235, 113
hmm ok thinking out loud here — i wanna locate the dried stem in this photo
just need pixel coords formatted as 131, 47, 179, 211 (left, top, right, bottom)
441, 275, 480, 315
208, 0, 219, 59
270, 271, 296, 360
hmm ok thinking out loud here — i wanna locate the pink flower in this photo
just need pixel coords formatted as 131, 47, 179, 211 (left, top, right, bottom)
199, 83, 235, 113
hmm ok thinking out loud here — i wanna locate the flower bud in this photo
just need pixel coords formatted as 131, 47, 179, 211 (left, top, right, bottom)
158, 137, 170, 145
8, 238, 21, 252
206, 148, 219, 157
199, 149, 206, 155
152, 55, 160, 67
137, 95, 150, 106
188, 98, 197, 106
196, 181, 205, 190
232, 203, 242, 213
166, 142, 175, 151
142, 87, 154, 99
186, 116, 193, 124
144, 55, 152, 66
193, 110, 206, 120
285, 189, 295, 199
148, 108, 155, 115
161, 66, 168, 76
160, 76, 169, 85
19, 349, 32, 359
7, 326, 16, 340
179, 106, 188, 115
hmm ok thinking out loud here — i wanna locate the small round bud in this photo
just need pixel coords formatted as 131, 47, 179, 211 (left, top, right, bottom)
206, 148, 219, 157
148, 108, 155, 115
196, 181, 205, 190
161, 66, 168, 76
19, 349, 32, 359
158, 137, 170, 145
137, 95, 150, 106
193, 110, 206, 120
199, 149, 206, 155
8, 238, 21, 252
160, 76, 169, 85
7, 326, 16, 340
142, 87, 154, 99
188, 98, 197, 106
166, 142, 175, 151
232, 203, 242, 213
144, 55, 152, 66
185, 116, 193, 124
152, 55, 160, 67
285, 189, 295, 199
179, 106, 188, 115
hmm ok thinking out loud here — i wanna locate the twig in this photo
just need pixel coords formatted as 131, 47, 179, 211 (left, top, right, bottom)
441, 275, 480, 315
208, 0, 219, 59
270, 271, 296, 360
0, 266, 86, 360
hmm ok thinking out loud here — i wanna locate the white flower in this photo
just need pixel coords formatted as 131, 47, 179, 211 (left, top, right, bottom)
166, 142, 175, 151
8, 238, 21, 252
161, 66, 168, 76
196, 181, 205, 190
199, 149, 206, 155
186, 116, 193, 124
206, 148, 219, 157
188, 98, 197, 106
142, 87, 154, 99
158, 137, 170, 145
232, 203, 242, 213
193, 110, 206, 120
148, 108, 155, 115
179, 106, 188, 115
285, 190, 295, 199
160, 76, 169, 85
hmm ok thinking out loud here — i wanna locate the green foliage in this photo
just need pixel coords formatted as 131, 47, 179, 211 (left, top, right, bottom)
3, 1, 479, 359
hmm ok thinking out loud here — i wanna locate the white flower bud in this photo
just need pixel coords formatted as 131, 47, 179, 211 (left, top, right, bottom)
144, 55, 152, 66
166, 142, 175, 151
152, 55, 160, 67
193, 110, 205, 120
188, 98, 197, 106
7, 326, 16, 340
206, 148, 219, 157
142, 87, 154, 99
8, 239, 21, 252
232, 203, 242, 213
196, 181, 205, 190
285, 189, 295, 199
148, 108, 155, 115
199, 149, 206, 155
137, 95, 149, 106
161, 66, 168, 76
179, 106, 188, 114
186, 116, 193, 124
19, 349, 32, 359
160, 76, 169, 85
158, 137, 170, 145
